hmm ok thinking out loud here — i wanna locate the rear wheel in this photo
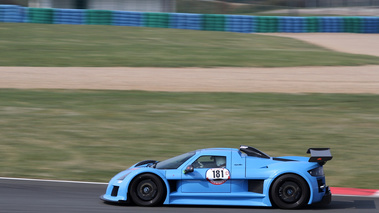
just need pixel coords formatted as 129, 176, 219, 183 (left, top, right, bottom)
129, 173, 166, 206
270, 174, 310, 209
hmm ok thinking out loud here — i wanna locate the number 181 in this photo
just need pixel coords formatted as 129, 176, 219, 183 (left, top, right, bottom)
212, 170, 224, 178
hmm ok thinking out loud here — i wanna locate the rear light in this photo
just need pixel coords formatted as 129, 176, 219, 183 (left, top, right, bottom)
308, 167, 325, 177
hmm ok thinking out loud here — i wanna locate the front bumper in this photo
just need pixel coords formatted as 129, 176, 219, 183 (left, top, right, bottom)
100, 194, 129, 204
100, 183, 128, 203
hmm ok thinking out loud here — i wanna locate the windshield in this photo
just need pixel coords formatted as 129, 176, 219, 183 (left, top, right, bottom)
155, 151, 196, 169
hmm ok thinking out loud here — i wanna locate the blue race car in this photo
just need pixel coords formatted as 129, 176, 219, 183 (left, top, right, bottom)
101, 145, 332, 209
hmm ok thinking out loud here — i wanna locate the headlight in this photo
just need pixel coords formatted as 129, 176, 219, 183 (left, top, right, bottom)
308, 167, 325, 176
117, 172, 131, 181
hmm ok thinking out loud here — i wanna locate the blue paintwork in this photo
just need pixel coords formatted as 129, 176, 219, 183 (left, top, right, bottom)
101, 147, 330, 207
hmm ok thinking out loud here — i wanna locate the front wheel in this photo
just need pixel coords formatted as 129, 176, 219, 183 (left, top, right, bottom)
270, 174, 310, 209
129, 173, 166, 206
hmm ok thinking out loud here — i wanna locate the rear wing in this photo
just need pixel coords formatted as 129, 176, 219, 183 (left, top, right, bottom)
307, 148, 332, 165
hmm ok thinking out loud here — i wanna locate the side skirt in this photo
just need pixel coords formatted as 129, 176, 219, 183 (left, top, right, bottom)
167, 192, 270, 207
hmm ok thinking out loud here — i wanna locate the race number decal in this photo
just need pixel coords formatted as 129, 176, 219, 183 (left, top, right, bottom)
206, 168, 230, 185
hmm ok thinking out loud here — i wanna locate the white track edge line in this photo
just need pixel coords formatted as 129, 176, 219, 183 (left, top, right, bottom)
0, 177, 107, 185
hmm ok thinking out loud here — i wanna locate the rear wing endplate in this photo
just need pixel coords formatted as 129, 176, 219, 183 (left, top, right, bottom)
307, 148, 332, 165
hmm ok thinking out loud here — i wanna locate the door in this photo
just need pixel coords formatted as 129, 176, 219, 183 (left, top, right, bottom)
181, 154, 231, 193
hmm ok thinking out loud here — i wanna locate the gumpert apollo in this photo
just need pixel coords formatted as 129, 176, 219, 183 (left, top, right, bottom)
101, 145, 332, 209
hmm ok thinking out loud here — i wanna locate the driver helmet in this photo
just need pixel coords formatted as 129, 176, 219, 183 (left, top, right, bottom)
214, 156, 226, 167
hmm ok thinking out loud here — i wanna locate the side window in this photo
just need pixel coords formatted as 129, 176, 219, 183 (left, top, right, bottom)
192, 156, 226, 168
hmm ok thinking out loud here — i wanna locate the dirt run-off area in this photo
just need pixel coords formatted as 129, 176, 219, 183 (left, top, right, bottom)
1, 33, 379, 94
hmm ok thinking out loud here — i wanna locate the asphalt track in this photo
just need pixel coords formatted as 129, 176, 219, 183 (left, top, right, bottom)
1, 178, 378, 213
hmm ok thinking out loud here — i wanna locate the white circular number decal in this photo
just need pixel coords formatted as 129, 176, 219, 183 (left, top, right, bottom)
206, 168, 230, 185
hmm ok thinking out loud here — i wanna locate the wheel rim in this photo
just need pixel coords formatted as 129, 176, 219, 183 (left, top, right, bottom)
136, 179, 157, 201
278, 181, 302, 203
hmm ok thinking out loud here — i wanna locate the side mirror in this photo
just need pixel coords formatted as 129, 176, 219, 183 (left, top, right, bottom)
184, 165, 194, 174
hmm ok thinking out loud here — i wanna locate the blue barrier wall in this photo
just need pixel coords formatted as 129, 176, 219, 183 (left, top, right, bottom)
170, 13, 202, 30
225, 15, 254, 33
279, 17, 306, 33
0, 4, 26, 23
54, 9, 85, 25
1, 5, 378, 33
113, 11, 143, 27
362, 17, 379, 33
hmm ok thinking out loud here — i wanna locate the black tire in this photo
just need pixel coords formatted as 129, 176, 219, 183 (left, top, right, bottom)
270, 174, 310, 209
129, 173, 166, 206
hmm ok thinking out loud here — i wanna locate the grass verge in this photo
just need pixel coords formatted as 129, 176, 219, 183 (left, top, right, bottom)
1, 23, 379, 67
0, 89, 378, 189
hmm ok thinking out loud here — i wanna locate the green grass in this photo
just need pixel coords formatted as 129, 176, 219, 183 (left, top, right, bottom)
1, 23, 379, 67
1, 89, 379, 189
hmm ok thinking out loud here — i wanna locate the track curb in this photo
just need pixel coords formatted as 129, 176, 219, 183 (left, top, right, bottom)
330, 187, 379, 197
